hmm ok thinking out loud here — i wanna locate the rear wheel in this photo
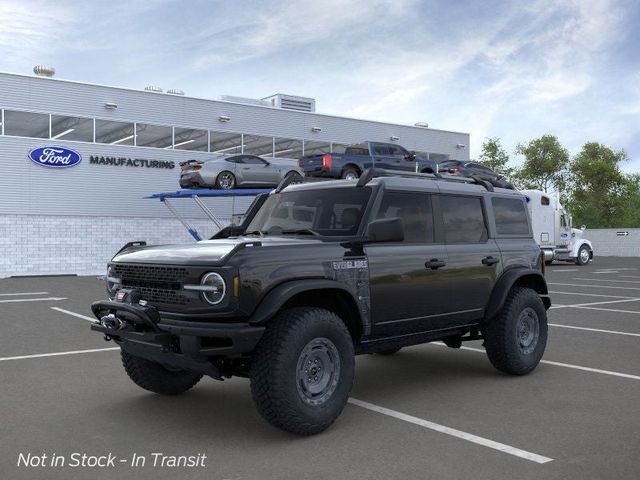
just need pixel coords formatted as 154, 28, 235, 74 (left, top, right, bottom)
576, 245, 590, 265
250, 307, 354, 435
483, 287, 547, 375
284, 171, 304, 184
215, 171, 236, 189
121, 350, 202, 395
341, 167, 359, 180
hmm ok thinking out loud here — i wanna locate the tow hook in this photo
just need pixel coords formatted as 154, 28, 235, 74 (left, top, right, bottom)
99, 313, 127, 331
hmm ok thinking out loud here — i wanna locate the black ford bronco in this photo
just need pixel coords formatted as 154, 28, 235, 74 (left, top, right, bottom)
91, 169, 551, 435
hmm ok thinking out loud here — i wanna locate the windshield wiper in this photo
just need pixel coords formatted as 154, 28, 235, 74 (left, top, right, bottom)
280, 228, 321, 237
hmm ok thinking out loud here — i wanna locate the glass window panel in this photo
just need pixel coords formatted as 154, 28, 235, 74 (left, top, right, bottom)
136, 123, 172, 148
51, 115, 93, 142
173, 127, 208, 151
303, 140, 331, 156
441, 195, 487, 244
243, 134, 274, 156
331, 143, 349, 154
210, 131, 243, 154
376, 192, 434, 244
95, 119, 135, 145
273, 137, 303, 159
4, 110, 49, 138
492, 198, 530, 236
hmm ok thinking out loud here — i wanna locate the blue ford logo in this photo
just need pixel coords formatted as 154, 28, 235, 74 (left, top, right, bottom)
28, 146, 82, 168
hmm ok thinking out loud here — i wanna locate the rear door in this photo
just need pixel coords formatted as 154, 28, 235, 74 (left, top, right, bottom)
437, 193, 501, 325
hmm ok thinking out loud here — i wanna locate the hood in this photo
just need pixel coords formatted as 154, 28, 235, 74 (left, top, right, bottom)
112, 236, 323, 266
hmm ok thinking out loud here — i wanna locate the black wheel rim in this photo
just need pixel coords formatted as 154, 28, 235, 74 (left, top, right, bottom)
295, 337, 341, 407
517, 307, 540, 355
218, 173, 234, 189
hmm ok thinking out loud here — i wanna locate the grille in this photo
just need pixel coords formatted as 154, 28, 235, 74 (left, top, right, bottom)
113, 264, 191, 306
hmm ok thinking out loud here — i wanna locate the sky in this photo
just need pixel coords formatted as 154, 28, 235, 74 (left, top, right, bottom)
1, 0, 639, 171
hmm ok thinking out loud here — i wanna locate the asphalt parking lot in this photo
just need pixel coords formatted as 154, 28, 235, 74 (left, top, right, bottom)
2, 257, 639, 480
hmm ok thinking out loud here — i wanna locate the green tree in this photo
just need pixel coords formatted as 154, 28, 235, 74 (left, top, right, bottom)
478, 137, 515, 178
568, 142, 629, 228
514, 135, 570, 192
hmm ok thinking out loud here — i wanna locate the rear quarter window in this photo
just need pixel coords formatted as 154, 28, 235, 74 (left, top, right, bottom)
492, 197, 530, 236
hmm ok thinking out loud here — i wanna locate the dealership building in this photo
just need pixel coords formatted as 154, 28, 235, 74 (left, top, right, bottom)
0, 69, 470, 277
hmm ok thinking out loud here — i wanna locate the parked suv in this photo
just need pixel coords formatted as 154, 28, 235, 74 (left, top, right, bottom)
91, 170, 550, 435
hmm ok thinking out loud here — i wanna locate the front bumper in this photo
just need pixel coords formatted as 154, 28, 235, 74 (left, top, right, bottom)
91, 300, 264, 376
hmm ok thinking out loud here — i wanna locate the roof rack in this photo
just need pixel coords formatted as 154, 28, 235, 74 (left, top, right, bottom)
356, 168, 516, 191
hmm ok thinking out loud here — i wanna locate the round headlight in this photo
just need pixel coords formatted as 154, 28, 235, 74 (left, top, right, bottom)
201, 272, 226, 305
105, 265, 121, 297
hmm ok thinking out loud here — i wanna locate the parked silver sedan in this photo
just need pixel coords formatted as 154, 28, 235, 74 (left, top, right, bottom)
179, 154, 304, 189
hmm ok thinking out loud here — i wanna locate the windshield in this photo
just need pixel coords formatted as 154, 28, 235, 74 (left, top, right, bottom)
245, 187, 372, 237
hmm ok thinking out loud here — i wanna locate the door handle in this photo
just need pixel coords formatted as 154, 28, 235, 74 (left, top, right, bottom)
425, 259, 446, 270
482, 256, 500, 266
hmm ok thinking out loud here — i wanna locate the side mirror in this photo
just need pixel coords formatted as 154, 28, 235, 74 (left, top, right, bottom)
365, 217, 404, 243
404, 152, 416, 161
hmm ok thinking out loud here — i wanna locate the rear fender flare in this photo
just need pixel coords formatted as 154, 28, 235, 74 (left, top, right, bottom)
484, 269, 550, 321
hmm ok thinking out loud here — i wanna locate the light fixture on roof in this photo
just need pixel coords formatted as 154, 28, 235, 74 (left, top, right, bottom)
33, 65, 55, 77
218, 115, 231, 122
167, 88, 185, 96
144, 85, 163, 93
456, 143, 466, 149
311, 126, 322, 133
104, 102, 118, 110
51, 128, 74, 140
414, 122, 429, 128
390, 135, 400, 141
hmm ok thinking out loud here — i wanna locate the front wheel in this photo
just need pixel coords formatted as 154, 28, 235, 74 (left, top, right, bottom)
121, 350, 202, 395
576, 245, 591, 265
250, 307, 354, 435
483, 287, 548, 375
215, 171, 236, 189
284, 171, 304, 184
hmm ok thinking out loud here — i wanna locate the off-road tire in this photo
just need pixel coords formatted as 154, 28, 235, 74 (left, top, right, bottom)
341, 167, 359, 180
215, 171, 236, 189
121, 350, 202, 395
376, 347, 402, 355
483, 287, 547, 375
250, 307, 355, 435
576, 245, 590, 265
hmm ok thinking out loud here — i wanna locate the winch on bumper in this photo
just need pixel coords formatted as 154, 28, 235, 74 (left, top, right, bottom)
90, 289, 264, 379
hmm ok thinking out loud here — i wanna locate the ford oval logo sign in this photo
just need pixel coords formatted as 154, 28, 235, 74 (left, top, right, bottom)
28, 146, 82, 168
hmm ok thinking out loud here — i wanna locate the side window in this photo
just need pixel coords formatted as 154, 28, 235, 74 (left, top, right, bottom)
492, 197, 530, 236
225, 156, 242, 164
541, 196, 550, 206
389, 145, 408, 157
373, 144, 391, 156
242, 156, 266, 165
375, 192, 434, 243
441, 195, 487, 243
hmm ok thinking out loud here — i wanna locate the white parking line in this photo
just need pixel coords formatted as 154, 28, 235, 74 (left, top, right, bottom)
548, 282, 640, 291
549, 291, 637, 299
0, 297, 67, 304
620, 275, 640, 279
0, 291, 49, 296
0, 347, 119, 362
573, 278, 640, 284
550, 269, 578, 272
348, 398, 553, 464
571, 306, 640, 315
549, 298, 640, 309
549, 323, 640, 337
432, 344, 640, 381
51, 307, 96, 323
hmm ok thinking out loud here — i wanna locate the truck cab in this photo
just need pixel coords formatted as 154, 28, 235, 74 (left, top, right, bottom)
522, 190, 594, 265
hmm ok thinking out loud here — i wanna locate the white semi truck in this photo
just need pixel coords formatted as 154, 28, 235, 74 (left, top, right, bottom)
521, 189, 594, 266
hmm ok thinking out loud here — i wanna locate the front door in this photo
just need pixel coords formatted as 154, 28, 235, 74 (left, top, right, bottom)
366, 191, 451, 338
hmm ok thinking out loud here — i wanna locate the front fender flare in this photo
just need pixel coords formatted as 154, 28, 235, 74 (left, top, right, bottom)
571, 239, 593, 258
484, 268, 550, 321
249, 279, 362, 326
